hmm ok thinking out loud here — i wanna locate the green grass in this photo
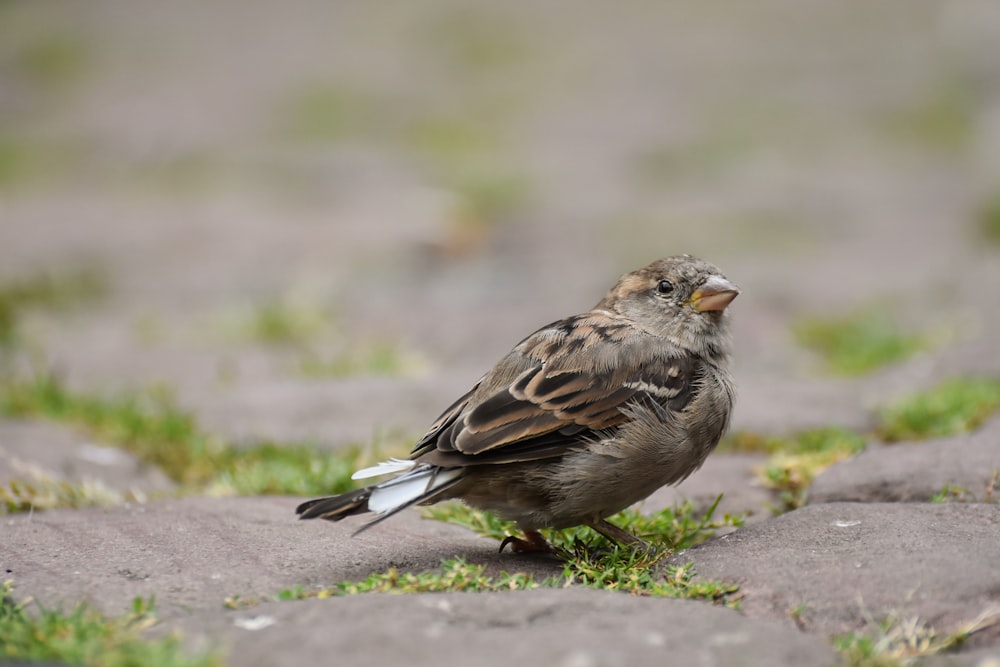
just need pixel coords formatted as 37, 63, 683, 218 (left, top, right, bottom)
419, 8, 530, 75
720, 428, 867, 513
12, 32, 91, 90
880, 79, 974, 153
718, 377, 1000, 512
403, 115, 532, 228
424, 494, 743, 553
561, 553, 737, 601
226, 296, 333, 347
0, 266, 106, 346
217, 297, 422, 378
278, 84, 375, 144
930, 469, 998, 504
206, 442, 366, 497
980, 194, 1000, 245
0, 135, 39, 189
0, 373, 386, 510
930, 484, 979, 504
0, 133, 89, 191
246, 499, 742, 605
876, 377, 1000, 442
832, 607, 1000, 667
793, 309, 927, 376
1, 470, 143, 514
271, 553, 738, 604
282, 558, 539, 597
0, 582, 220, 667
406, 116, 500, 163
297, 340, 427, 378
0, 376, 224, 487
448, 166, 533, 227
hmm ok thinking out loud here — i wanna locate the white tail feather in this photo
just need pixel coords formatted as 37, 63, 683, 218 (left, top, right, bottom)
351, 458, 417, 480
367, 467, 461, 515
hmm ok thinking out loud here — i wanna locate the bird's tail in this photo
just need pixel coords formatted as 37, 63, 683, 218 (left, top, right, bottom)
295, 463, 462, 534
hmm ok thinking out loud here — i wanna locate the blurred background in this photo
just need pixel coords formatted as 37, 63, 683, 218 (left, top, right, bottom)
2, 0, 1000, 449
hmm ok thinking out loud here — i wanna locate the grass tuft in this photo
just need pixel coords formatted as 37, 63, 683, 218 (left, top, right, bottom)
272, 553, 738, 604
297, 340, 427, 379
258, 499, 744, 604
218, 296, 423, 378
719, 377, 1000, 512
0, 266, 106, 347
279, 85, 373, 144
404, 116, 532, 228
720, 428, 867, 513
0, 582, 221, 667
793, 309, 926, 376
930, 469, 998, 504
319, 558, 538, 596
980, 194, 1000, 245
0, 375, 223, 487
0, 372, 388, 508
1, 467, 144, 514
880, 80, 974, 152
424, 494, 743, 554
206, 442, 364, 498
876, 377, 1000, 442
229, 296, 333, 347
833, 607, 1000, 667
13, 33, 90, 90
420, 8, 530, 75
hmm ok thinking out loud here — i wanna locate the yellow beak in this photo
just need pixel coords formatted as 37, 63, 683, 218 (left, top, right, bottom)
690, 275, 739, 313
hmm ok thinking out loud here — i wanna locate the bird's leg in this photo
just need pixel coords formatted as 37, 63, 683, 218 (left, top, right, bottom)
585, 518, 651, 551
499, 529, 556, 555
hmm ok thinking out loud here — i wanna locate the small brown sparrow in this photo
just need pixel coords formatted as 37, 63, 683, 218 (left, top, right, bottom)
297, 255, 738, 552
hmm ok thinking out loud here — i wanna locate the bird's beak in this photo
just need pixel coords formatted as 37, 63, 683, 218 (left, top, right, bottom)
690, 275, 739, 313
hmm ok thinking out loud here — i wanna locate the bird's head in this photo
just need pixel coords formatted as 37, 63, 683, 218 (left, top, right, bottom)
596, 255, 739, 362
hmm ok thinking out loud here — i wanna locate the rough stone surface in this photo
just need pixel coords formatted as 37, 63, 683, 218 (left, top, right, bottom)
173, 589, 839, 667
0, 420, 176, 495
3, 497, 523, 618
809, 416, 1000, 505
3, 1, 1000, 665
669, 503, 1000, 647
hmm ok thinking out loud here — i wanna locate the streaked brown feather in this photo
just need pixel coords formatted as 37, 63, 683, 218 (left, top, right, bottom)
409, 311, 697, 463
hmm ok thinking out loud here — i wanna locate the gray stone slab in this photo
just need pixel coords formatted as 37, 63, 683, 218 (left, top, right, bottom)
729, 374, 876, 436
1, 496, 552, 618
172, 588, 839, 667
810, 416, 1000, 504
0, 419, 176, 495
919, 646, 1000, 667
2, 495, 841, 667
669, 502, 1000, 653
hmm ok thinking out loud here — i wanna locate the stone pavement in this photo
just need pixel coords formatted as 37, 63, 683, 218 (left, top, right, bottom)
3, 1, 1000, 665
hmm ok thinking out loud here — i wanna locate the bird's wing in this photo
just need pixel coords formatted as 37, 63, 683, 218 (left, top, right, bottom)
411, 312, 700, 466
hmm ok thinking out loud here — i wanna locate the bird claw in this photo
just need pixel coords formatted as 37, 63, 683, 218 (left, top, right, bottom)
499, 530, 562, 556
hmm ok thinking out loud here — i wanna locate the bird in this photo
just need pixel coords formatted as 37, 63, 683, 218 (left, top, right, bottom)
296, 255, 738, 553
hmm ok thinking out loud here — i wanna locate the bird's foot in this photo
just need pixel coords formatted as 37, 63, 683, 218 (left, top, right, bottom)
585, 518, 656, 554
499, 529, 562, 556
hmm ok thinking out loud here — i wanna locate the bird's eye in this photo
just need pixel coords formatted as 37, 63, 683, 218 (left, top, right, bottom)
656, 279, 675, 295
